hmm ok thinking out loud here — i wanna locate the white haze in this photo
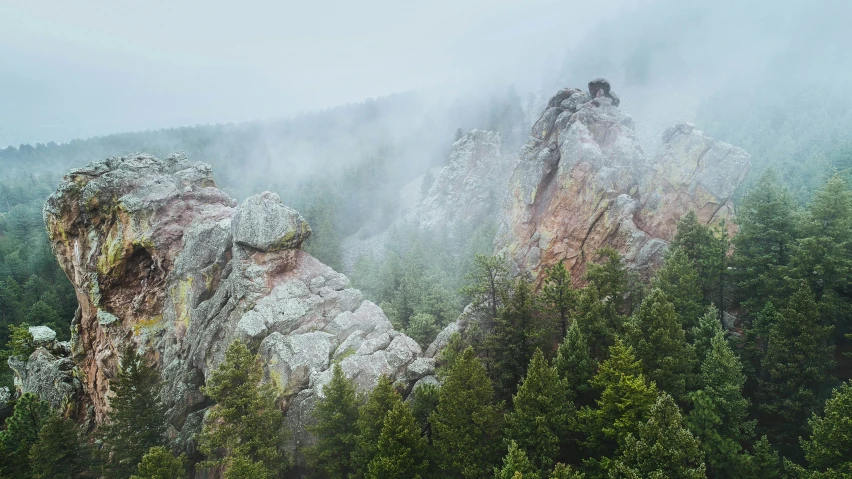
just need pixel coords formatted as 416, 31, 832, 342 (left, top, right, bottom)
0, 0, 649, 147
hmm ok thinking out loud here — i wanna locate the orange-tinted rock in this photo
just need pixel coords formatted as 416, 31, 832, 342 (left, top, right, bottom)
496, 83, 750, 285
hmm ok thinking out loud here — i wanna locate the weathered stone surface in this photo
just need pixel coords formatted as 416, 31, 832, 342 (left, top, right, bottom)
9, 347, 83, 411
496, 82, 749, 284
41, 153, 423, 461
232, 192, 311, 251
417, 130, 514, 232
29, 326, 57, 345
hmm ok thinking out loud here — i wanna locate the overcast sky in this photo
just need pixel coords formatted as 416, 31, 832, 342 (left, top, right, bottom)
0, 0, 651, 147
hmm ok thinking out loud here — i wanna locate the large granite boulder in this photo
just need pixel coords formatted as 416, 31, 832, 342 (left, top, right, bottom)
495, 80, 750, 284
41, 153, 424, 461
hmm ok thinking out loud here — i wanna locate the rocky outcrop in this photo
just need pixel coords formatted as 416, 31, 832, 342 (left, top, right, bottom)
496, 82, 749, 284
7, 326, 82, 413
42, 153, 429, 459
417, 130, 514, 232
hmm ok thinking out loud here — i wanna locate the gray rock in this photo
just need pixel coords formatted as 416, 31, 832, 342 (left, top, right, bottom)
42, 154, 426, 466
29, 326, 56, 345
9, 348, 82, 411
232, 192, 311, 251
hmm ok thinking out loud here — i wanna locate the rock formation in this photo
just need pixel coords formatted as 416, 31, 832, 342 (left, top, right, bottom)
496, 82, 750, 284
7, 326, 81, 412
40, 153, 433, 460
417, 129, 514, 232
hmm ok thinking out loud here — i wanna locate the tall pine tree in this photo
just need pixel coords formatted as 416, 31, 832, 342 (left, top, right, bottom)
505, 349, 574, 472
367, 401, 428, 479
352, 375, 401, 478
309, 364, 359, 479
431, 347, 503, 479
199, 340, 289, 478
29, 414, 94, 479
0, 392, 51, 479
610, 393, 706, 479
758, 284, 836, 457
97, 347, 167, 479
627, 288, 697, 402
541, 262, 577, 340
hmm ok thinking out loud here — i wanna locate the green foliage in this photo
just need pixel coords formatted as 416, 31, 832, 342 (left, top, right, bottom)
309, 364, 359, 479
505, 349, 574, 472
653, 248, 704, 334
437, 332, 467, 378
744, 436, 781, 479
799, 382, 852, 476
352, 376, 400, 478
731, 170, 800, 312
691, 306, 723, 362
409, 383, 440, 437
199, 340, 289, 478
549, 463, 585, 479
494, 441, 540, 479
29, 414, 93, 479
431, 347, 503, 479
487, 280, 547, 400
670, 211, 727, 309
0, 392, 52, 479
366, 401, 429, 479
129, 446, 187, 479
609, 393, 706, 479
97, 347, 167, 479
758, 284, 836, 457
626, 288, 696, 401
579, 339, 657, 458
406, 313, 439, 349
554, 321, 597, 405
541, 262, 577, 339
687, 332, 754, 478
463, 254, 512, 323
576, 249, 628, 362
1, 323, 34, 361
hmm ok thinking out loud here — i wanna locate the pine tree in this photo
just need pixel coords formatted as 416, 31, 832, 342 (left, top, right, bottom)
691, 305, 723, 362
199, 340, 289, 478
494, 441, 540, 479
584, 248, 628, 311
409, 383, 439, 437
366, 401, 428, 479
462, 254, 511, 323
0, 392, 51, 479
579, 339, 657, 458
575, 287, 623, 364
758, 284, 836, 457
309, 364, 359, 479
742, 436, 780, 479
129, 446, 187, 479
29, 414, 93, 479
487, 280, 545, 400
627, 288, 697, 401
554, 321, 597, 406
610, 393, 706, 479
352, 376, 401, 478
687, 332, 754, 478
653, 248, 704, 333
548, 463, 584, 479
541, 262, 577, 339
505, 349, 574, 472
431, 347, 503, 479
731, 170, 799, 312
799, 381, 852, 477
98, 347, 167, 479
669, 211, 727, 308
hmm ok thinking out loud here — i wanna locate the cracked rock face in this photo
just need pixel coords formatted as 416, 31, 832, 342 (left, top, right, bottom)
495, 81, 750, 284
417, 129, 514, 232
42, 153, 427, 460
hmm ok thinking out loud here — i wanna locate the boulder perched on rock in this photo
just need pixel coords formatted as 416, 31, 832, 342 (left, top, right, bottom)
232, 192, 311, 251
496, 81, 749, 284
42, 153, 424, 461
8, 326, 81, 412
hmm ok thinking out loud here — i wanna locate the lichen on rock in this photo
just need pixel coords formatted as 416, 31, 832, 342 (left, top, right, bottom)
39, 153, 425, 462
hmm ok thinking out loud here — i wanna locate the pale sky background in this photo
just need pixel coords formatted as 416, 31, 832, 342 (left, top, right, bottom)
0, 0, 650, 147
